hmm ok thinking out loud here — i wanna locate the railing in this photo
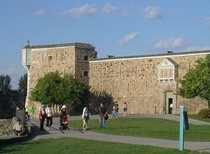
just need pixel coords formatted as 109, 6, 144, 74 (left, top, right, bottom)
0, 119, 13, 137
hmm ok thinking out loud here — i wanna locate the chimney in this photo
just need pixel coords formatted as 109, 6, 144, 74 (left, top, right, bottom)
104, 55, 114, 58
164, 51, 173, 54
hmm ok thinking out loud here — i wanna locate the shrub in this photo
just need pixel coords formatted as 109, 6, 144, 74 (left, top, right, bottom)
198, 109, 210, 118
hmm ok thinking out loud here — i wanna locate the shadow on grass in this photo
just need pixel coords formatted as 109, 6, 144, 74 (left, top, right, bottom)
87, 126, 144, 131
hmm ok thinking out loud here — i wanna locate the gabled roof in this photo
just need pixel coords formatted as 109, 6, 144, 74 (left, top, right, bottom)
165, 58, 179, 67
23, 42, 95, 49
157, 58, 179, 68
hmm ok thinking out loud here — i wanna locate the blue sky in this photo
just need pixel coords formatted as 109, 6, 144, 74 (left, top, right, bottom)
0, 0, 210, 89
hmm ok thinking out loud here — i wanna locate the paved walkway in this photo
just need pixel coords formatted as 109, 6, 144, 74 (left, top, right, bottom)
29, 114, 210, 153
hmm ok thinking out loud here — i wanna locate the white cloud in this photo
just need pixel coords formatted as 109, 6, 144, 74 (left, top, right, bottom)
35, 9, 46, 16
57, 5, 98, 18
205, 16, 210, 25
118, 32, 139, 45
154, 37, 188, 49
143, 6, 163, 19
121, 11, 129, 17
103, 4, 118, 13
184, 46, 210, 51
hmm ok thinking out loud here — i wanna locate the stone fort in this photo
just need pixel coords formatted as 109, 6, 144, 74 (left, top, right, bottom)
22, 42, 210, 115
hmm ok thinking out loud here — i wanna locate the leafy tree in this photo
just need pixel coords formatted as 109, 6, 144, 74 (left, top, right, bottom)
179, 55, 210, 108
0, 75, 11, 93
30, 72, 90, 113
0, 75, 15, 118
18, 73, 27, 97
30, 72, 62, 105
56, 74, 90, 113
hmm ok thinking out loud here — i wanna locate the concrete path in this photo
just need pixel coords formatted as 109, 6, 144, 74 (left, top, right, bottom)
29, 114, 210, 153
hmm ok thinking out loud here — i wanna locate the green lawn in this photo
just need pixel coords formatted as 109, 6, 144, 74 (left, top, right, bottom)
70, 118, 210, 141
0, 138, 208, 154
188, 114, 210, 122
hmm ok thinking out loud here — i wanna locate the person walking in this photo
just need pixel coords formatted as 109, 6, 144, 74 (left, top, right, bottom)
45, 104, 53, 130
60, 105, 67, 115
122, 102, 128, 117
115, 102, 119, 118
82, 106, 89, 131
60, 105, 69, 130
39, 103, 46, 130
99, 103, 108, 129
112, 104, 117, 118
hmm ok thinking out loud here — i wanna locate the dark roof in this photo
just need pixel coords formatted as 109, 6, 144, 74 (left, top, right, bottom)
90, 50, 210, 61
23, 42, 95, 49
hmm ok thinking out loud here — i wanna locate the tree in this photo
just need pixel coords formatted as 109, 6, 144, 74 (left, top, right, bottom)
0, 75, 11, 93
18, 73, 27, 97
30, 72, 62, 105
179, 55, 210, 108
0, 75, 15, 118
30, 72, 90, 113
89, 91, 113, 114
56, 74, 90, 113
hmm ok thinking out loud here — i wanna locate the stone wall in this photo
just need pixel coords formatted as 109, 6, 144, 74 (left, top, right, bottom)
26, 46, 76, 116
89, 54, 209, 114
23, 42, 210, 115
29, 47, 76, 89
75, 48, 97, 84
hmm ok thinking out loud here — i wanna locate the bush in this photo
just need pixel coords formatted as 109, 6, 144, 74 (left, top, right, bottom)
198, 109, 210, 118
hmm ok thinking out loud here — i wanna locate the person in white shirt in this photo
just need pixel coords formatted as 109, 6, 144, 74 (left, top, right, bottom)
13, 119, 23, 136
82, 106, 89, 131
170, 103, 173, 114
45, 104, 53, 130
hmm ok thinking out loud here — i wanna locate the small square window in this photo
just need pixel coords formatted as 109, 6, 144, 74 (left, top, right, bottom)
84, 55, 88, 60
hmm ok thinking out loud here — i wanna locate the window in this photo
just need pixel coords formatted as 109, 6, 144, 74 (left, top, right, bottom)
84, 71, 88, 77
84, 55, 88, 61
48, 56, 52, 61
157, 58, 178, 81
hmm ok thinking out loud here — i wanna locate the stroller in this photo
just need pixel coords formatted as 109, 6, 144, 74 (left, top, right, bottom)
59, 113, 69, 130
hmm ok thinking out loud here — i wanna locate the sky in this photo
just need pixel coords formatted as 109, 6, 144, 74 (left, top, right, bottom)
0, 0, 210, 89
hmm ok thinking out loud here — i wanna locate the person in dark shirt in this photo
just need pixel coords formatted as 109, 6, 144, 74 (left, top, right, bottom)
99, 103, 108, 129
39, 104, 46, 130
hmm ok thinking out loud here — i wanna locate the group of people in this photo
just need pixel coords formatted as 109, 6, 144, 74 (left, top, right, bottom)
13, 102, 128, 136
34, 101, 128, 132
83, 102, 128, 130
81, 103, 108, 130
38, 104, 69, 131
112, 102, 128, 118
39, 104, 54, 131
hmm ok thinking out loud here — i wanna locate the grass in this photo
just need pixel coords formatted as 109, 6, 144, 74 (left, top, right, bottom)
188, 114, 210, 122
0, 137, 208, 154
70, 118, 210, 141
